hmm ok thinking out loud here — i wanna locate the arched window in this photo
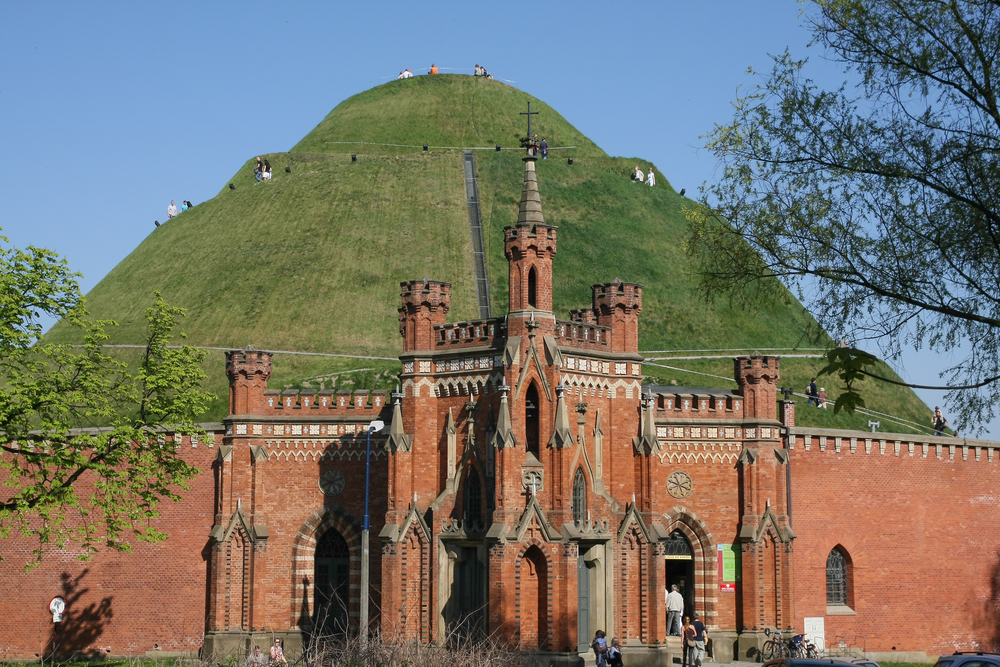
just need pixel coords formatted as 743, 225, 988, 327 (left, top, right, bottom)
826, 547, 850, 606
527, 267, 537, 308
525, 384, 540, 458
464, 469, 482, 524
572, 468, 587, 523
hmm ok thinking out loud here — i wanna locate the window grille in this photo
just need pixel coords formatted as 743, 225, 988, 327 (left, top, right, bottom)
826, 548, 848, 605
464, 470, 482, 523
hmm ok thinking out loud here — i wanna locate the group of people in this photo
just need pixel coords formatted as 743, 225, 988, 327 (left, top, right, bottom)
632, 165, 656, 186
590, 630, 623, 666
244, 639, 287, 667
395, 63, 493, 79
527, 133, 550, 159
806, 378, 828, 409
666, 585, 708, 667
590, 585, 706, 667
255, 156, 272, 182
166, 199, 194, 219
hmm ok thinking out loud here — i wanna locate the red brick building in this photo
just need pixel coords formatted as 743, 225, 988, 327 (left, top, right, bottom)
4, 156, 1000, 665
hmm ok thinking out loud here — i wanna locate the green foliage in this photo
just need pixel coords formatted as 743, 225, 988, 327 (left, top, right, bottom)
819, 347, 879, 415
687, 0, 1000, 432
0, 234, 212, 568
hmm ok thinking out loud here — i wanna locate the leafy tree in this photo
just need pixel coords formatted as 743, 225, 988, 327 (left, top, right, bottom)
0, 234, 213, 568
687, 0, 1000, 429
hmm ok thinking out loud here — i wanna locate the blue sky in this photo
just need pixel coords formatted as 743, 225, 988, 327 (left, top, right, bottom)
0, 1, 976, 433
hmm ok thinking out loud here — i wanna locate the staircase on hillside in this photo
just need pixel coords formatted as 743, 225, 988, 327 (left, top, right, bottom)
462, 151, 492, 319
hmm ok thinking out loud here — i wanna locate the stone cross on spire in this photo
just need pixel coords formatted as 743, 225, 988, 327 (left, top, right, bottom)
520, 101, 539, 140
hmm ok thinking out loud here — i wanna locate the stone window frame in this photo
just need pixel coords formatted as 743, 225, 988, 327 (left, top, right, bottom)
826, 546, 856, 615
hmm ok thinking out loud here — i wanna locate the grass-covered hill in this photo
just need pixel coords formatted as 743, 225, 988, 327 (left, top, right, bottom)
46, 75, 935, 433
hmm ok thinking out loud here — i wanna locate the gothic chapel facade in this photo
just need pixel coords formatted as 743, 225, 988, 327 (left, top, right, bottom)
6, 155, 1000, 666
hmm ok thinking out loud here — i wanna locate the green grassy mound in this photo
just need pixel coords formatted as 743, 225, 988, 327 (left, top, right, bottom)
46, 75, 934, 432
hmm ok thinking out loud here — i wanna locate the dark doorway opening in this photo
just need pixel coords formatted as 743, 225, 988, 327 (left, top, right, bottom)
448, 547, 486, 643
315, 529, 350, 634
525, 384, 540, 459
664, 530, 695, 621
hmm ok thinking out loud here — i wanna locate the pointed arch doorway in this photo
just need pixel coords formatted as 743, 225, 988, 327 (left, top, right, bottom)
664, 529, 695, 620
315, 528, 351, 634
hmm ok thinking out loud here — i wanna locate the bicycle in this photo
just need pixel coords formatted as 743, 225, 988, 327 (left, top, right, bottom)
761, 628, 790, 660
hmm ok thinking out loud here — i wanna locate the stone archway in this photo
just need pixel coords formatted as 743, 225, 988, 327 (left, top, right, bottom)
662, 508, 716, 626
289, 508, 362, 633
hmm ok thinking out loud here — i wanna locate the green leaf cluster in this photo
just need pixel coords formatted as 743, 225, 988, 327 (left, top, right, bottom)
0, 234, 213, 569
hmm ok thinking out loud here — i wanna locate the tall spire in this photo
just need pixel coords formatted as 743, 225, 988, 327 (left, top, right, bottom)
517, 156, 545, 225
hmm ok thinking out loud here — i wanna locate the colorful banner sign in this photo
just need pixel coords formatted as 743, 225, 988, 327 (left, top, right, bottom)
717, 544, 741, 591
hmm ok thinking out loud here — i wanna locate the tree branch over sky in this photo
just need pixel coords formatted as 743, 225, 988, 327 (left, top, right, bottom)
686, 0, 1000, 431
0, 233, 213, 569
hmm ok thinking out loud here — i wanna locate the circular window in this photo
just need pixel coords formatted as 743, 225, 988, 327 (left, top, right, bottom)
319, 469, 346, 496
667, 471, 693, 499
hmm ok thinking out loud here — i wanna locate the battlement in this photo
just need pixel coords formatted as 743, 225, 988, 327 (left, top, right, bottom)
433, 318, 505, 349
260, 388, 389, 415
226, 346, 274, 415
399, 278, 452, 351
592, 279, 643, 314
647, 388, 745, 419
503, 223, 559, 259
555, 318, 611, 351
590, 279, 643, 353
569, 308, 596, 324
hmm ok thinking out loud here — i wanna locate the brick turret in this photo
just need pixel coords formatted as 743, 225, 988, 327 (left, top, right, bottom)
398, 279, 451, 351
226, 346, 273, 416
505, 156, 557, 320
593, 278, 643, 353
735, 354, 780, 420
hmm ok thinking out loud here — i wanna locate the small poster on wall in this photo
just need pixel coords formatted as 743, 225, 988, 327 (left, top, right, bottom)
717, 544, 741, 591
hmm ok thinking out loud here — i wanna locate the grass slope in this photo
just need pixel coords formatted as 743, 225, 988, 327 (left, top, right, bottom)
47, 75, 934, 432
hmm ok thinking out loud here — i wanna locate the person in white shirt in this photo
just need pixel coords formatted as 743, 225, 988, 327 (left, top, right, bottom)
647, 168, 656, 186
666, 584, 684, 635
167, 200, 178, 219
632, 166, 644, 182
402, 69, 413, 78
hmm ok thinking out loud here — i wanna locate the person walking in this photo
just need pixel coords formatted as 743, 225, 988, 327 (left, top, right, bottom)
632, 166, 644, 182
167, 200, 178, 219
682, 616, 696, 667
807, 378, 819, 407
607, 637, 623, 667
540, 137, 549, 159
666, 584, 684, 636
646, 168, 656, 186
592, 630, 608, 666
254, 156, 263, 182
691, 613, 708, 667
818, 387, 828, 409
263, 159, 272, 181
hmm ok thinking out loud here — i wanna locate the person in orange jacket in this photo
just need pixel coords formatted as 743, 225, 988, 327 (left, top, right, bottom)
430, 63, 439, 74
